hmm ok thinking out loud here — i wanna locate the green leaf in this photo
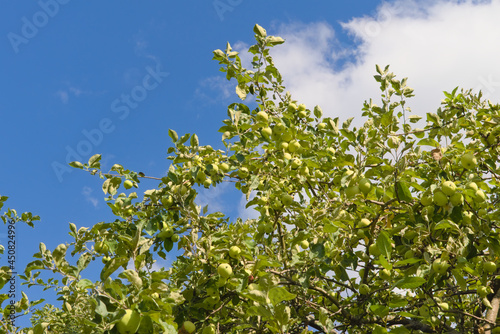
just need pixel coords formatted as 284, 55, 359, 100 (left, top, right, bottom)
69, 161, 84, 169
190, 134, 199, 147
408, 115, 422, 123
395, 277, 427, 289
370, 304, 389, 317
77, 279, 94, 290
236, 84, 247, 100
396, 181, 413, 202
168, 129, 178, 143
267, 36, 285, 45
269, 286, 297, 306
88, 154, 101, 168
254, 24, 267, 37
376, 231, 392, 259
417, 138, 439, 147
100, 257, 129, 281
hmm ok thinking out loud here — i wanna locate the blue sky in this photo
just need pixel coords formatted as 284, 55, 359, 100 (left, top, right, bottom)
2, 0, 500, 328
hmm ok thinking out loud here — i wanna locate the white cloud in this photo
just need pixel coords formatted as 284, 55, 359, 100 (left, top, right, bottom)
82, 186, 99, 208
56, 90, 69, 104
269, 0, 500, 128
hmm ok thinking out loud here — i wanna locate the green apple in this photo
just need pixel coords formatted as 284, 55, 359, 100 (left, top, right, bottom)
264, 223, 273, 234
203, 178, 212, 188
281, 194, 294, 206
299, 240, 309, 249
298, 103, 306, 111
358, 218, 371, 228
161, 195, 174, 207
433, 191, 448, 206
102, 256, 111, 264
461, 153, 477, 169
420, 194, 433, 206
228, 246, 241, 259
171, 234, 180, 242
450, 192, 464, 206
116, 309, 141, 334
218, 263, 233, 278
478, 286, 490, 298
280, 142, 289, 150
358, 178, 372, 195
261, 127, 272, 140
441, 181, 456, 196
314, 170, 324, 178
317, 122, 326, 130
291, 159, 302, 169
123, 180, 134, 189
359, 283, 370, 295
462, 211, 473, 224
478, 208, 488, 216
95, 241, 109, 254
202, 324, 216, 334
274, 123, 286, 133
466, 182, 478, 191
438, 302, 449, 311
158, 227, 174, 240
219, 163, 230, 173
345, 185, 360, 198
379, 268, 391, 280
182, 321, 196, 334
256, 111, 268, 123
179, 185, 188, 196
238, 167, 249, 178
288, 140, 301, 153
475, 189, 486, 203
283, 152, 292, 160
327, 147, 336, 155
282, 131, 293, 142
418, 305, 430, 317
432, 259, 450, 274
369, 244, 381, 256
287, 103, 297, 112
484, 261, 497, 273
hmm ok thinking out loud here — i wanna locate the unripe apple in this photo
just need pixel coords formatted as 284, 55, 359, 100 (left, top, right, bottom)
317, 122, 326, 130
218, 263, 233, 278
116, 309, 141, 334
438, 302, 449, 311
280, 142, 289, 150
298, 103, 306, 111
202, 324, 216, 334
219, 163, 230, 173
171, 234, 180, 242
264, 223, 274, 234
475, 189, 486, 203
358, 178, 372, 195
158, 227, 174, 240
282, 131, 293, 142
379, 268, 391, 280
466, 182, 478, 191
274, 123, 286, 133
123, 180, 134, 189
484, 261, 497, 273
287, 103, 297, 112
432, 259, 450, 274
161, 195, 174, 207
461, 153, 477, 169
462, 211, 473, 224
299, 240, 309, 249
358, 218, 371, 228
369, 244, 381, 256
359, 283, 370, 295
327, 147, 336, 154
182, 321, 196, 334
203, 178, 212, 188
441, 181, 456, 196
95, 241, 109, 254
288, 140, 301, 153
256, 111, 268, 123
283, 152, 292, 160
478, 286, 490, 298
281, 194, 294, 206
291, 159, 302, 169
345, 185, 360, 198
261, 127, 272, 140
433, 191, 448, 206
228, 246, 241, 259
298, 110, 308, 118
418, 305, 430, 317
450, 192, 464, 206
421, 194, 433, 206
102, 256, 111, 264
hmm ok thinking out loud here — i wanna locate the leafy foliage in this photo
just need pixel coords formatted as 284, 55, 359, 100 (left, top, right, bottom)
2, 24, 500, 333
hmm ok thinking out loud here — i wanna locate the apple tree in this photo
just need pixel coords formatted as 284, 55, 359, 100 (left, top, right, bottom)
2, 24, 500, 333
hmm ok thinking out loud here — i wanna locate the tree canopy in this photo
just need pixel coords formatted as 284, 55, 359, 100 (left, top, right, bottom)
2, 24, 500, 334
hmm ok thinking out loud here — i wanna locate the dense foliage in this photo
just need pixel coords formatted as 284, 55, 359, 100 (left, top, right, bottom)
2, 24, 500, 333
